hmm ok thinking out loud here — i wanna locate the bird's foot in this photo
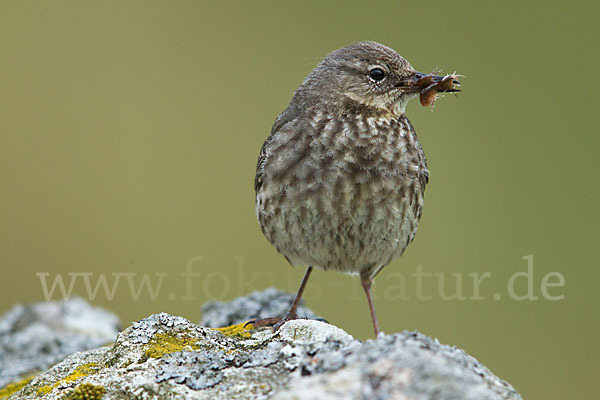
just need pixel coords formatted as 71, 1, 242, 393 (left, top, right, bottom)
244, 310, 301, 332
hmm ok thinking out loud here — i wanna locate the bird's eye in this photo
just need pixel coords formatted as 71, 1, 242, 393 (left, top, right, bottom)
368, 68, 385, 82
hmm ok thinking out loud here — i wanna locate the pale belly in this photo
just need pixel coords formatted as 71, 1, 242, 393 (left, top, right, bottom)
256, 174, 423, 275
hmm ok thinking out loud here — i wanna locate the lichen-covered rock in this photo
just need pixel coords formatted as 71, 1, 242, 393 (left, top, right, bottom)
0, 297, 120, 389
6, 313, 304, 399
200, 288, 321, 328
3, 309, 521, 400
274, 332, 521, 400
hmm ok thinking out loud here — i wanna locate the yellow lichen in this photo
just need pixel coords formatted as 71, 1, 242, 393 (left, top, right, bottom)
214, 321, 254, 339
143, 331, 201, 359
62, 363, 99, 384
64, 382, 106, 400
36, 363, 100, 396
0, 376, 34, 398
37, 385, 52, 396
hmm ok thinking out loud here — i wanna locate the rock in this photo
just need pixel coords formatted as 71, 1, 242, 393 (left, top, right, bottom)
274, 332, 521, 400
1, 291, 522, 400
0, 297, 120, 389
277, 319, 354, 345
200, 287, 321, 328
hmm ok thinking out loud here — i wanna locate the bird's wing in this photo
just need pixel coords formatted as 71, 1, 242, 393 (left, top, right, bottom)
254, 134, 274, 193
255, 108, 301, 194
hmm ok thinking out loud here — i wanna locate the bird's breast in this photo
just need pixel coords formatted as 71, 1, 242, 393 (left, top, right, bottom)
299, 112, 425, 186
261, 113, 426, 213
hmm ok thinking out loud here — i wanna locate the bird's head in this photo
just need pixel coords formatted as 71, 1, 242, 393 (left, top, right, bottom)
294, 41, 460, 118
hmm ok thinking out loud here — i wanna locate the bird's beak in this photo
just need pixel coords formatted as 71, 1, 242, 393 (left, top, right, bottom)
398, 71, 462, 93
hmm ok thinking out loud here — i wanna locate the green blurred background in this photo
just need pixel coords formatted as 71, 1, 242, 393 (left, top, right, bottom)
0, 1, 597, 398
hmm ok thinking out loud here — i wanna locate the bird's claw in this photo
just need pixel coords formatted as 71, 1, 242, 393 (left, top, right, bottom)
244, 310, 300, 332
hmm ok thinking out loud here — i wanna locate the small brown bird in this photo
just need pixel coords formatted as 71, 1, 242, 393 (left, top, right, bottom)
250, 42, 460, 336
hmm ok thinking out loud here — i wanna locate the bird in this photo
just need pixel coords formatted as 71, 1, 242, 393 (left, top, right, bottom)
249, 41, 460, 336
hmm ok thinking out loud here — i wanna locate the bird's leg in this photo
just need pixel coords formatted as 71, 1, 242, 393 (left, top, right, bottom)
360, 271, 380, 337
245, 266, 313, 332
